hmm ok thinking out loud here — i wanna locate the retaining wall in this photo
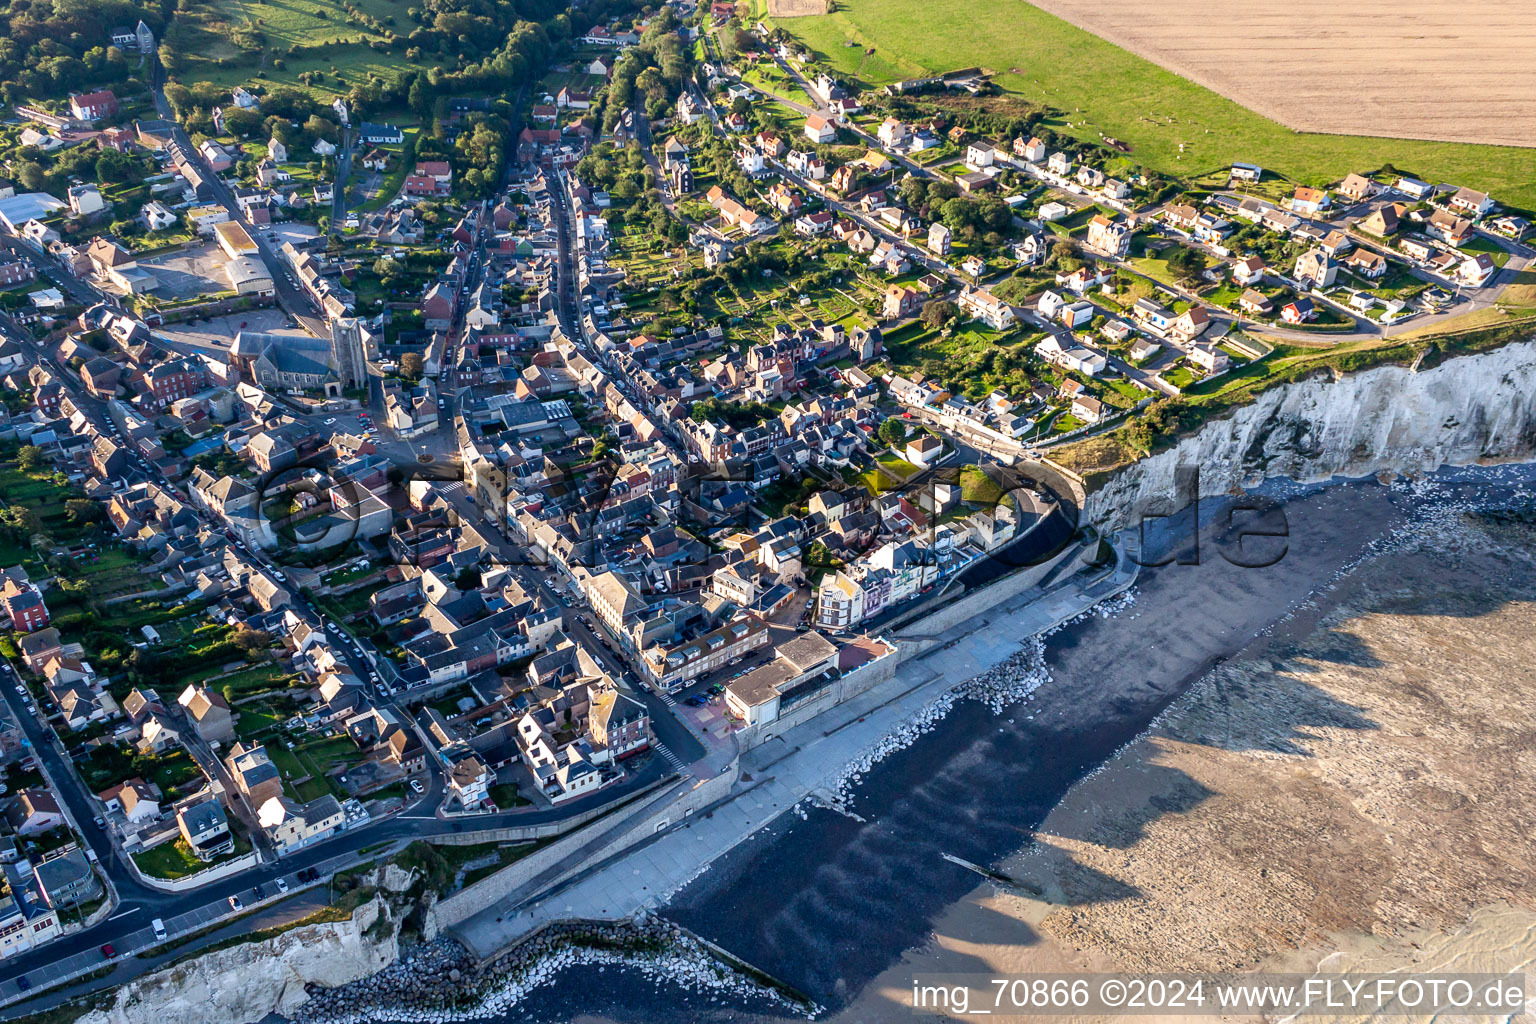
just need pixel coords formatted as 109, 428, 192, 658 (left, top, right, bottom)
434, 767, 738, 936
129, 850, 261, 892
735, 647, 901, 751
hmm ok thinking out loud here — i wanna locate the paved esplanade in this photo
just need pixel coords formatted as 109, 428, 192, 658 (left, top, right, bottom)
453, 553, 1136, 959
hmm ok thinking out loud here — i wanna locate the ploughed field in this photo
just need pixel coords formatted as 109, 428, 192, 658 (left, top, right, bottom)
1026, 0, 1536, 149
772, 0, 1536, 207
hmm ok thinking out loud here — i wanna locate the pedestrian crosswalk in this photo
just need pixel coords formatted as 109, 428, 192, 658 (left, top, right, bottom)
657, 691, 678, 708
654, 742, 685, 772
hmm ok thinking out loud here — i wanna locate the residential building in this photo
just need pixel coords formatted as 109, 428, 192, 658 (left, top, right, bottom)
176, 799, 234, 860
957, 285, 1015, 330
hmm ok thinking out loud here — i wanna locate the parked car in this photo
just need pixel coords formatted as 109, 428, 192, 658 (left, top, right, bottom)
100, 943, 116, 959
409, 779, 424, 794
16, 976, 29, 991
228, 895, 243, 911
253, 884, 265, 900
275, 878, 289, 894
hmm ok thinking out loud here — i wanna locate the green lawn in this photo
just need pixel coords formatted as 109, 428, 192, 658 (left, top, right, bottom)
488, 782, 529, 808
267, 735, 361, 800
214, 663, 296, 700
234, 695, 301, 740
1460, 235, 1513, 267
1162, 365, 1199, 389
958, 465, 1005, 505
773, 0, 1536, 209
133, 836, 248, 879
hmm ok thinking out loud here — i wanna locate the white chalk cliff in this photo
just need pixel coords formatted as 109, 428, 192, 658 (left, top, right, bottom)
1085, 339, 1536, 530
80, 896, 397, 1024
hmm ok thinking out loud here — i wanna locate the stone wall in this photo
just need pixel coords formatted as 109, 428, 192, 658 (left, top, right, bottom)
893, 538, 1093, 652
434, 768, 739, 941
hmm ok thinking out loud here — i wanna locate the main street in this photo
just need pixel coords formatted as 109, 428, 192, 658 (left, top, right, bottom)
0, 182, 690, 1010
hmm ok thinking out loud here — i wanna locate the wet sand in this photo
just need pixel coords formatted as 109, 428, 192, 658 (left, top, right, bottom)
451, 469, 1536, 1024
831, 484, 1536, 1023
662, 479, 1429, 1009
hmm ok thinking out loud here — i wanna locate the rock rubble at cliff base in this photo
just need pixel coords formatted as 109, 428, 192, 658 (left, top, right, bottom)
292, 919, 815, 1024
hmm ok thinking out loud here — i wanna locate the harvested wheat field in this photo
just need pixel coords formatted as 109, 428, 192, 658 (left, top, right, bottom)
767, 0, 827, 15
1027, 0, 1536, 148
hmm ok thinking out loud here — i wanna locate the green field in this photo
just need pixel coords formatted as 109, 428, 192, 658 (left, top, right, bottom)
772, 0, 1536, 209
170, 0, 433, 100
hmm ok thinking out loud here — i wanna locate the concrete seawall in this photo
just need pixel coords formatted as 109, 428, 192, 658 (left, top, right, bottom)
443, 533, 1133, 962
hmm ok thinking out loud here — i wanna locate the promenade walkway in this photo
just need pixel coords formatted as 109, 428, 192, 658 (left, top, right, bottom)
453, 551, 1137, 959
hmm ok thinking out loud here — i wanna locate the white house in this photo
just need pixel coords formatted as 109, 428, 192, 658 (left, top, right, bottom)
1232, 255, 1265, 286
804, 115, 837, 144
1015, 136, 1046, 163
68, 184, 104, 216
140, 201, 176, 231
1035, 334, 1107, 376
958, 285, 1015, 330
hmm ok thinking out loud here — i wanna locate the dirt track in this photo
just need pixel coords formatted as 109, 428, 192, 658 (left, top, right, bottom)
1025, 0, 1536, 148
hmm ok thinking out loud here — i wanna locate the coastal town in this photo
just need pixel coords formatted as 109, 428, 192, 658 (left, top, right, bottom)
0, 0, 1527, 1015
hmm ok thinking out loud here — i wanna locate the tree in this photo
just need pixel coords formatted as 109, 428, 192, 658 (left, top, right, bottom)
399, 352, 423, 380
1167, 246, 1208, 283
878, 418, 908, 447
16, 162, 45, 192
64, 499, 102, 525
16, 446, 42, 472
233, 627, 270, 657
222, 107, 263, 138
920, 299, 957, 330
95, 150, 134, 184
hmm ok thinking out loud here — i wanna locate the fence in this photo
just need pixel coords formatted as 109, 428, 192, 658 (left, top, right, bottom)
126, 849, 262, 893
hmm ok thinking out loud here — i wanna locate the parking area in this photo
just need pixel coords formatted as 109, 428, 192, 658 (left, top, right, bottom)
155, 307, 291, 355
264, 223, 322, 249
138, 242, 235, 300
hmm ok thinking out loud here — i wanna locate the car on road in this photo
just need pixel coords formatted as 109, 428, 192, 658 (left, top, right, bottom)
16, 976, 28, 991
276, 877, 289, 894
100, 943, 116, 959
325, 417, 336, 425
253, 883, 265, 900
93, 815, 104, 827
410, 779, 424, 794
228, 894, 243, 911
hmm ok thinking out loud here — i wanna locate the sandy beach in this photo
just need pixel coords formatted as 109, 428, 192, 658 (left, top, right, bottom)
830, 484, 1536, 1023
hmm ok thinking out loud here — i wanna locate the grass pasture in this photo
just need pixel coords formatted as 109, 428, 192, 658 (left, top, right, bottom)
771, 0, 1536, 210
170, 0, 434, 100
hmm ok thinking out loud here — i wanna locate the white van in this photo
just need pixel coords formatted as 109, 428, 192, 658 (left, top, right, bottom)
151, 918, 166, 940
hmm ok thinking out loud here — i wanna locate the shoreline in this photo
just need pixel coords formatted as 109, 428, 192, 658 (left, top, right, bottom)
231, 465, 1536, 1024
828, 467, 1536, 1023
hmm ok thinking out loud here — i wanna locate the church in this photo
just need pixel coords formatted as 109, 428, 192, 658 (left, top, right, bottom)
230, 319, 369, 397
